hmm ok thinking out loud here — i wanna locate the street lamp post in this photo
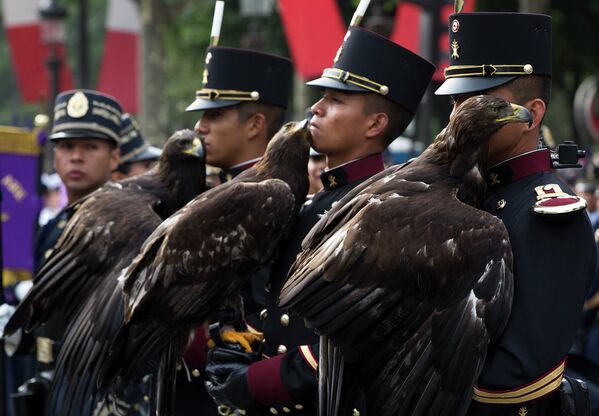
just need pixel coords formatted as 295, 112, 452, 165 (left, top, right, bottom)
39, 0, 67, 122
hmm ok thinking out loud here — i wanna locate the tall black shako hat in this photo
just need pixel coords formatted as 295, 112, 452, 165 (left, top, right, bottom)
49, 89, 123, 144
186, 47, 293, 112
435, 12, 551, 96
307, 27, 435, 114
119, 113, 161, 165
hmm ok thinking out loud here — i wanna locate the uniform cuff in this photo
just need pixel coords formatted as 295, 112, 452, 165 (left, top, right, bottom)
184, 326, 207, 368
247, 354, 293, 405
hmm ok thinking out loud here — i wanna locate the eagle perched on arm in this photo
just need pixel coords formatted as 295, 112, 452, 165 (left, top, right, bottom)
280, 96, 532, 416
98, 120, 310, 407
3, 130, 206, 338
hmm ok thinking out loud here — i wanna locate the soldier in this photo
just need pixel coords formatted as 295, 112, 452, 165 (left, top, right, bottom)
435, 12, 596, 414
5, 89, 123, 415
204, 27, 434, 414
176, 47, 293, 416
187, 47, 292, 185
111, 113, 161, 181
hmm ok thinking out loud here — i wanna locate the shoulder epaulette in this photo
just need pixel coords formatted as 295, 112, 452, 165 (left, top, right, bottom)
532, 184, 586, 216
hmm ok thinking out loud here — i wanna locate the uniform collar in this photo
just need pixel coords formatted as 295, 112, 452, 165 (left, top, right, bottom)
486, 149, 552, 190
219, 158, 261, 183
321, 153, 385, 191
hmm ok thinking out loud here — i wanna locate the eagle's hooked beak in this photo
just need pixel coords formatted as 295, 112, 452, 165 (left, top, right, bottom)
183, 137, 205, 158
496, 103, 533, 127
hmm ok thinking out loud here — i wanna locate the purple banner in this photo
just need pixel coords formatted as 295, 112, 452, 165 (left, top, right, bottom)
0, 127, 42, 296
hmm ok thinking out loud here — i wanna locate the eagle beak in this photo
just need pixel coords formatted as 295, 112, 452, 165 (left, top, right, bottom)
183, 137, 205, 158
496, 103, 533, 127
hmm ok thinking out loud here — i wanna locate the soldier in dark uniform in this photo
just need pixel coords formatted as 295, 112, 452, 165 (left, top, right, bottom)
111, 113, 162, 181
5, 90, 123, 416
174, 47, 293, 416
204, 27, 435, 415
435, 12, 596, 415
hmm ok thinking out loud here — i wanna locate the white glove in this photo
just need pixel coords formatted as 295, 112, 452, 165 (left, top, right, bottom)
15, 280, 33, 301
0, 303, 21, 356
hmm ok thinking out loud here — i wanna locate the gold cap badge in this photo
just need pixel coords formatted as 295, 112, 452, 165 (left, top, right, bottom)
66, 91, 89, 118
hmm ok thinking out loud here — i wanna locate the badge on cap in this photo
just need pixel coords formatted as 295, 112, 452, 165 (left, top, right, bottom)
202, 69, 209, 85
66, 91, 89, 118
205, 52, 213, 65
451, 40, 460, 60
451, 19, 460, 33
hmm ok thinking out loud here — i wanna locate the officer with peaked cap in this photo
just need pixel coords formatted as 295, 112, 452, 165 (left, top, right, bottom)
436, 12, 596, 415
5, 89, 123, 416
112, 113, 162, 181
204, 26, 435, 415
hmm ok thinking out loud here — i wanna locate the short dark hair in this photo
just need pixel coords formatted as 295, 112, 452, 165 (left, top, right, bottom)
362, 93, 413, 146
505, 75, 551, 107
236, 102, 287, 141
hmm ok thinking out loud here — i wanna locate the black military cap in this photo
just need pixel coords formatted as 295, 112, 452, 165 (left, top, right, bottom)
118, 113, 161, 164
186, 47, 293, 112
435, 12, 551, 96
49, 89, 123, 144
307, 27, 435, 114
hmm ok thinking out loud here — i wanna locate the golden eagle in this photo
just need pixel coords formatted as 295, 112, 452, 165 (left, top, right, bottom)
98, 120, 310, 412
280, 96, 532, 416
3, 130, 206, 339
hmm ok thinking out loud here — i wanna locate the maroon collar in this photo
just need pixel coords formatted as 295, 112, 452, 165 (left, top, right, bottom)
486, 149, 552, 189
321, 153, 385, 191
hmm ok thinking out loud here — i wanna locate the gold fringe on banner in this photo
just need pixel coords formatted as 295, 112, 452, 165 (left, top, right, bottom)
3, 268, 32, 287
0, 127, 40, 156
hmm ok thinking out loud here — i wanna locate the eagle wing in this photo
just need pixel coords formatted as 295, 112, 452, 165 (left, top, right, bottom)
280, 177, 513, 416
104, 179, 297, 384
4, 182, 161, 336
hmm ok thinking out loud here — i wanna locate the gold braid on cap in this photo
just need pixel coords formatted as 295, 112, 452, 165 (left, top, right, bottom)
195, 88, 260, 101
321, 68, 390, 96
444, 64, 534, 79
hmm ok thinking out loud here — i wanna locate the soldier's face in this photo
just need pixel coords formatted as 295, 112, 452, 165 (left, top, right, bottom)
53, 138, 119, 202
451, 85, 530, 167
309, 89, 372, 165
194, 106, 247, 169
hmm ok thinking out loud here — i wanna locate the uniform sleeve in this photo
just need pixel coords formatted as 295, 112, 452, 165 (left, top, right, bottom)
247, 343, 319, 413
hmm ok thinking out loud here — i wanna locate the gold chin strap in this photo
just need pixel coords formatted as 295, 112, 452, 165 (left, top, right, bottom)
444, 64, 534, 79
195, 88, 260, 101
321, 68, 390, 96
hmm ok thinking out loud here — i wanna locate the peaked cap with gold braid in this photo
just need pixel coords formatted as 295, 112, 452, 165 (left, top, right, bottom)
307, 27, 435, 114
435, 12, 551, 96
186, 47, 293, 112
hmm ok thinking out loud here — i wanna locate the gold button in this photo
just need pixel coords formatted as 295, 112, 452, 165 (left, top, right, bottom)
143, 395, 150, 402
295, 404, 304, 410
283, 407, 291, 413
270, 408, 278, 415
176, 362, 182, 371
277, 345, 287, 354
280, 314, 290, 326
192, 369, 201, 378
353, 409, 360, 416
260, 309, 268, 321
496, 199, 507, 210
57, 219, 67, 229
524, 64, 533, 74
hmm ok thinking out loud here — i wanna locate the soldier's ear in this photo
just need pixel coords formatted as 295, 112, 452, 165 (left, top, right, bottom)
245, 112, 267, 141
525, 98, 546, 131
109, 147, 121, 172
365, 112, 389, 140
